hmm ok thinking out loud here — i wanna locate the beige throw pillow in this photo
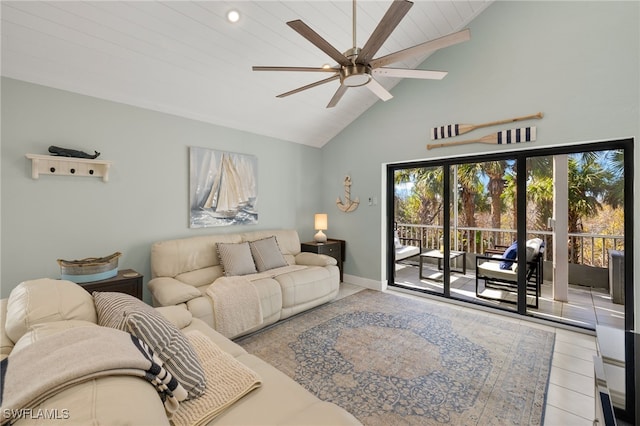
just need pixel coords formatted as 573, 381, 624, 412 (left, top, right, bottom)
217, 242, 257, 276
249, 236, 288, 272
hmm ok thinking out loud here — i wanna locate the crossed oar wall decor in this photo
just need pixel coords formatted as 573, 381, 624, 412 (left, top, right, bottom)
426, 112, 543, 150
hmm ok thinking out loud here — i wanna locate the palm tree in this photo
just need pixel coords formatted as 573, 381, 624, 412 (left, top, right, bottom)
456, 163, 483, 227
394, 167, 443, 245
481, 160, 510, 248
456, 163, 484, 252
567, 153, 613, 263
601, 149, 624, 209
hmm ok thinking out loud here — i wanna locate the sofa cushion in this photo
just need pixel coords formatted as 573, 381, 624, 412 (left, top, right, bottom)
526, 238, 544, 262
295, 252, 337, 267
241, 230, 301, 256
12, 320, 98, 354
154, 305, 194, 329
21, 376, 171, 425
478, 259, 518, 281
5, 278, 97, 343
151, 233, 242, 279
148, 277, 202, 306
175, 266, 223, 288
394, 230, 403, 249
1, 299, 14, 359
395, 244, 420, 261
217, 242, 258, 276
93, 292, 206, 399
249, 236, 288, 272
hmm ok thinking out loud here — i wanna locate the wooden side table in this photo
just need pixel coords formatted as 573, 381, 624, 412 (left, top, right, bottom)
301, 240, 343, 282
78, 269, 143, 300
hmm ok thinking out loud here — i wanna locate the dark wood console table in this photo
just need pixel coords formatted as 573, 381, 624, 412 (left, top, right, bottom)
78, 269, 143, 300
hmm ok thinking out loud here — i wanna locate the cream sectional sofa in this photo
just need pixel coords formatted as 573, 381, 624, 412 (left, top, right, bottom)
148, 229, 340, 339
0, 279, 360, 425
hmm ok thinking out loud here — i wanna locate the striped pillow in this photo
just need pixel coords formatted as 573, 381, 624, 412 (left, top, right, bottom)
217, 242, 257, 276
93, 292, 206, 399
249, 236, 288, 272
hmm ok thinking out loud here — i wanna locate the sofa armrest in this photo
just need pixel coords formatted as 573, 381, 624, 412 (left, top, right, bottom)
148, 277, 201, 306
0, 299, 14, 359
154, 305, 193, 329
294, 252, 337, 267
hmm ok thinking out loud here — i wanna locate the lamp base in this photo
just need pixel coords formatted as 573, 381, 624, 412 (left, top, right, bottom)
314, 230, 327, 243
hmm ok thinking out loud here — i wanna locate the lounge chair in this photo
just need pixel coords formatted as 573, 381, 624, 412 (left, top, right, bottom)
394, 231, 422, 262
475, 238, 544, 308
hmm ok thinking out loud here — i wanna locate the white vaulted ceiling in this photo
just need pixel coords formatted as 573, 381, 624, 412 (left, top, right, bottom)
1, 1, 493, 147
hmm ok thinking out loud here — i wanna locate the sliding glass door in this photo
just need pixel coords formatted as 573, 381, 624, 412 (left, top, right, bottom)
388, 139, 633, 330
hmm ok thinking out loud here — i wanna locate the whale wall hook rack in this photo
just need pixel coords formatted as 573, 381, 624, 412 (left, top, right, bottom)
26, 154, 112, 182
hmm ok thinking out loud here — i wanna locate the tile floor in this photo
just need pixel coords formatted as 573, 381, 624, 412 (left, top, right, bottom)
336, 281, 601, 425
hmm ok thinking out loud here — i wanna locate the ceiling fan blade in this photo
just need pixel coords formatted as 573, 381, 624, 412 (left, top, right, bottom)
253, 66, 338, 73
370, 28, 471, 69
327, 85, 349, 108
356, 0, 413, 65
287, 20, 351, 67
276, 74, 340, 98
373, 68, 447, 80
366, 78, 393, 102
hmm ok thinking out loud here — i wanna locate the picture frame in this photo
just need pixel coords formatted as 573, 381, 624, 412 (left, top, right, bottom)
189, 146, 258, 228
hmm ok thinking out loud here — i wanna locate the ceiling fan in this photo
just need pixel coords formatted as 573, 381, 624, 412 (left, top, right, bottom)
252, 0, 471, 108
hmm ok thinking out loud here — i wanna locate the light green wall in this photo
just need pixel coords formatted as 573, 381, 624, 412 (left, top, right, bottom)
321, 1, 639, 295
0, 79, 324, 300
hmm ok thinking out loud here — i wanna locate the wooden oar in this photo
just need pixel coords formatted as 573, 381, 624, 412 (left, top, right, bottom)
430, 112, 543, 140
427, 127, 536, 150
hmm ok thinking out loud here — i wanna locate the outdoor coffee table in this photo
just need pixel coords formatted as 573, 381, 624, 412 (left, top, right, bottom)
419, 249, 467, 279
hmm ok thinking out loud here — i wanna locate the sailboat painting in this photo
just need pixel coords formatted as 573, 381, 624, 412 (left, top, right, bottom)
189, 147, 258, 228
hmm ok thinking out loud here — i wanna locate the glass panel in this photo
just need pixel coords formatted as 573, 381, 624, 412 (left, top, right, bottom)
527, 151, 625, 330
393, 166, 444, 294
459, 159, 519, 311
524, 155, 553, 316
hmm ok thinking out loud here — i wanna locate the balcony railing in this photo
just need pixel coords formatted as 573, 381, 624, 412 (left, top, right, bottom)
395, 223, 623, 268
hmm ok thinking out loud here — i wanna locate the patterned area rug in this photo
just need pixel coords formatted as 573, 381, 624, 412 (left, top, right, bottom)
236, 290, 554, 425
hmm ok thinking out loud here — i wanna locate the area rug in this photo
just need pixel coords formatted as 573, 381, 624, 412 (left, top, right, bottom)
236, 290, 555, 425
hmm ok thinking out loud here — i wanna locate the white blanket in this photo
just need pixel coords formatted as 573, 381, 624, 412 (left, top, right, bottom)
0, 327, 186, 425
206, 276, 263, 338
206, 265, 307, 338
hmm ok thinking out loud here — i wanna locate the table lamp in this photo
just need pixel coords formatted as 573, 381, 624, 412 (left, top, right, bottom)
314, 213, 328, 243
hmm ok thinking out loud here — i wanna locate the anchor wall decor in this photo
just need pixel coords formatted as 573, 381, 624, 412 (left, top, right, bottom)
336, 175, 359, 213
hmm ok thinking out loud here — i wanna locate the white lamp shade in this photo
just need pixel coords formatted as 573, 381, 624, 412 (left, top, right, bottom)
314, 213, 328, 230
314, 213, 328, 243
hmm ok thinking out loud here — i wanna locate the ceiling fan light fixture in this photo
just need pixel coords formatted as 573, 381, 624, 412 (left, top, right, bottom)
252, 0, 471, 108
341, 64, 371, 87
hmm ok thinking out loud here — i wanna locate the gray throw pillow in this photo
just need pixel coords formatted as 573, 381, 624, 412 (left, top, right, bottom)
249, 236, 288, 272
217, 242, 258, 276
93, 291, 206, 399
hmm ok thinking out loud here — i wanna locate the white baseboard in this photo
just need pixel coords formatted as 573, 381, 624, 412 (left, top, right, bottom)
343, 274, 385, 291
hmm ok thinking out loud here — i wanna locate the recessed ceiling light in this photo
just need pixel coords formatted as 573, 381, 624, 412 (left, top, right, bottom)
227, 10, 240, 23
